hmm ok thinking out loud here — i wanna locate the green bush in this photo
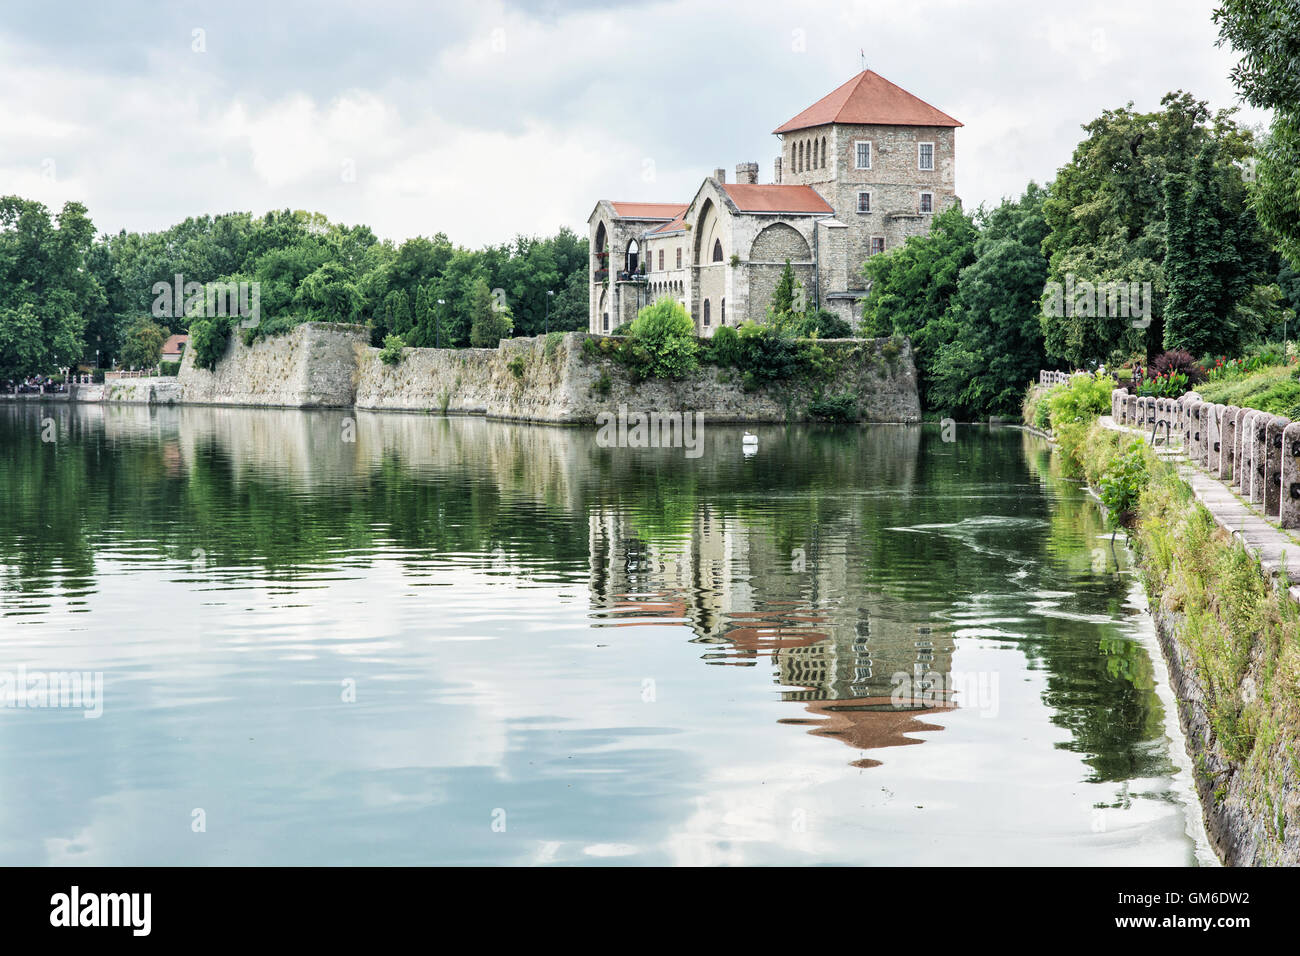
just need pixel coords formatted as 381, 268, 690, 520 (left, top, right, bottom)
808, 392, 858, 422
508, 354, 526, 378
592, 369, 612, 398
707, 325, 741, 366
1098, 440, 1150, 528
621, 299, 699, 380
785, 309, 853, 339
380, 334, 405, 366
158, 361, 180, 377
734, 321, 799, 385
1045, 371, 1113, 429
189, 315, 232, 371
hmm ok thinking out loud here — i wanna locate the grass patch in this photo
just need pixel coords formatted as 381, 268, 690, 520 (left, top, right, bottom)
1197, 365, 1300, 417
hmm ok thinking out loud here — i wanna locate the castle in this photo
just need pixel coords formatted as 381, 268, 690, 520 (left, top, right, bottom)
588, 70, 961, 335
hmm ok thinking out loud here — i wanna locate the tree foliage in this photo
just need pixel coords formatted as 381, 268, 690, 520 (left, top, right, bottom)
928, 184, 1051, 417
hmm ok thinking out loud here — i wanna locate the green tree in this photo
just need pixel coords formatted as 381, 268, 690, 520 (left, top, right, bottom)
119, 316, 169, 369
1040, 92, 1255, 365
468, 278, 512, 347
1162, 142, 1266, 356
861, 206, 978, 406
0, 196, 103, 379
929, 184, 1050, 417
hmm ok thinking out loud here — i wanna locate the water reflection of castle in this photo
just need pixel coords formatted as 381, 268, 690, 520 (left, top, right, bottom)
588, 505, 955, 768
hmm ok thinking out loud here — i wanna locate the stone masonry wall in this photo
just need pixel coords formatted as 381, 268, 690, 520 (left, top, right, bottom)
175, 322, 921, 423
177, 322, 368, 407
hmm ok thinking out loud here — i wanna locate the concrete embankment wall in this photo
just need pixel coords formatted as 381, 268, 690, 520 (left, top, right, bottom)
171, 322, 922, 423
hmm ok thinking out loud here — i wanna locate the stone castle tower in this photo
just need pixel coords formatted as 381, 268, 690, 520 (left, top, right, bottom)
588, 70, 962, 335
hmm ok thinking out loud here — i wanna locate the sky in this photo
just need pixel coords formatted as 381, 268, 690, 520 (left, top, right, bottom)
0, 0, 1271, 248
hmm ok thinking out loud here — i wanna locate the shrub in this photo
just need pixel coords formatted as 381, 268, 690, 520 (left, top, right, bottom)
622, 299, 699, 380
1098, 440, 1150, 528
380, 334, 405, 366
735, 321, 799, 384
785, 309, 853, 339
1045, 371, 1113, 429
189, 315, 232, 371
592, 369, 612, 398
1145, 349, 1206, 386
507, 354, 526, 378
808, 391, 858, 422
158, 361, 180, 377
707, 325, 741, 367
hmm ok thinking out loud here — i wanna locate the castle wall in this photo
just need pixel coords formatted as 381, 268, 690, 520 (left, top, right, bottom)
172, 323, 922, 424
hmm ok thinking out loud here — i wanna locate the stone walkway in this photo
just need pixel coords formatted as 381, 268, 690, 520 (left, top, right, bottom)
1100, 414, 1300, 601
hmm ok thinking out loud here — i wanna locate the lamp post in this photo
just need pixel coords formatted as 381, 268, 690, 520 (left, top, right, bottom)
545, 289, 554, 335
436, 299, 446, 349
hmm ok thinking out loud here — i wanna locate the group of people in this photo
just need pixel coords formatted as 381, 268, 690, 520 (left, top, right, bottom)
0, 375, 68, 394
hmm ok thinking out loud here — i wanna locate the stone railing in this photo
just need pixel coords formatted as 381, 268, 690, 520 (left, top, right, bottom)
1111, 386, 1300, 529
1039, 370, 1075, 387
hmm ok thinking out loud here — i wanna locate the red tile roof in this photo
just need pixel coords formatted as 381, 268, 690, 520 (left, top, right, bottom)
650, 213, 687, 234
773, 70, 961, 134
609, 202, 689, 220
722, 184, 833, 214
161, 334, 189, 355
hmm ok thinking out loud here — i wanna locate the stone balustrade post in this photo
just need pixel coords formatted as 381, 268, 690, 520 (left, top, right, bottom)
1221, 405, 1240, 480
1266, 416, 1290, 518
1126, 394, 1138, 427
1233, 408, 1252, 490
1281, 422, 1300, 529
1252, 414, 1270, 505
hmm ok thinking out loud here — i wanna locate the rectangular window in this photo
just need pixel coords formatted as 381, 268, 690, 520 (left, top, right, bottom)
918, 142, 935, 171
920, 192, 934, 213
857, 191, 872, 214
658, 249, 664, 271
676, 248, 682, 269
871, 237, 885, 255
855, 141, 871, 170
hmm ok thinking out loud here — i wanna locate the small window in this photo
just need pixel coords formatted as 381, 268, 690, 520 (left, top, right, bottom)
857, 191, 872, 214
920, 192, 934, 214
919, 143, 935, 171
871, 237, 885, 255
603, 312, 609, 331
676, 248, 682, 269
658, 249, 664, 271
721, 298, 725, 324
820, 137, 826, 169
712, 239, 723, 262
703, 300, 711, 326
855, 141, 871, 170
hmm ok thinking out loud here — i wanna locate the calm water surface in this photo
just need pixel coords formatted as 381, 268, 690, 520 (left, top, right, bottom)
0, 402, 1212, 865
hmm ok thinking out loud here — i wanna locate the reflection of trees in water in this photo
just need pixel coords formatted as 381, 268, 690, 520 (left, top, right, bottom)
0, 407, 1170, 781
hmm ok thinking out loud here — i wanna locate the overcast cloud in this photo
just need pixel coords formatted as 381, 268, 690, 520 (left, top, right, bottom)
0, 0, 1270, 247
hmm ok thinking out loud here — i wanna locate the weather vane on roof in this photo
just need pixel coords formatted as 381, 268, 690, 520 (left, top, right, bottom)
860, 49, 866, 71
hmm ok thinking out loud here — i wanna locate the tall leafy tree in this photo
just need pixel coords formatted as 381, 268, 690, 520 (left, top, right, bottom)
1163, 141, 1267, 356
861, 206, 978, 407
1040, 92, 1254, 366
0, 196, 102, 379
928, 185, 1050, 417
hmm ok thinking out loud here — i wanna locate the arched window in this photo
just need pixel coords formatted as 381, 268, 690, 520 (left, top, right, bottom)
820, 137, 826, 169
703, 300, 711, 326
712, 239, 723, 262
798, 141, 804, 172
625, 239, 639, 274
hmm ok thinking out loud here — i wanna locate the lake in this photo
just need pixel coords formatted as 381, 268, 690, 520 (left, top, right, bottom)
0, 402, 1214, 865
